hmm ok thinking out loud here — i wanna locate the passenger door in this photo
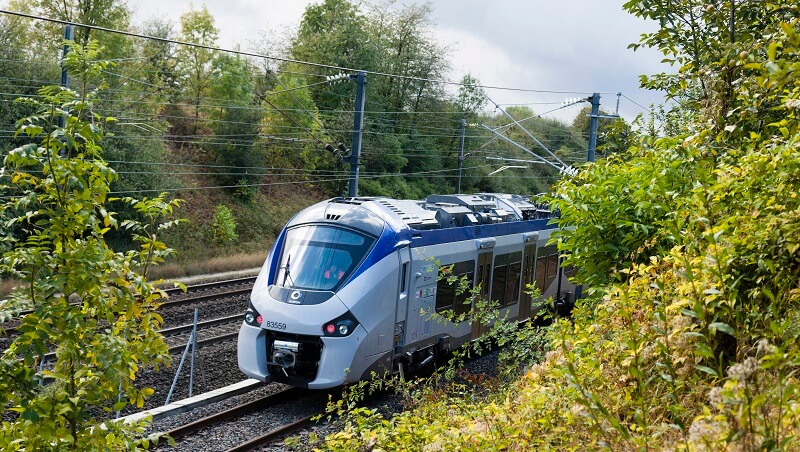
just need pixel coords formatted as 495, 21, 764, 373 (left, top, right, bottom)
393, 246, 411, 353
519, 243, 536, 320
470, 251, 493, 340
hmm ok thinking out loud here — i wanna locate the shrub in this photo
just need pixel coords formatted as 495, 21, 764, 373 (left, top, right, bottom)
0, 40, 180, 450
211, 203, 238, 244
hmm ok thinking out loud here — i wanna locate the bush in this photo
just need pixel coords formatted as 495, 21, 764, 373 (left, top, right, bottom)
0, 40, 180, 450
211, 204, 238, 244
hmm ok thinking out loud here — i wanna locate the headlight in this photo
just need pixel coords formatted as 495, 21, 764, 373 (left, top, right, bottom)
244, 308, 262, 326
322, 311, 359, 337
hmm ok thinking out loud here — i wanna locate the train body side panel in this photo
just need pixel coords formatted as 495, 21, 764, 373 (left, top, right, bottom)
338, 252, 400, 360
404, 252, 437, 346
406, 239, 479, 348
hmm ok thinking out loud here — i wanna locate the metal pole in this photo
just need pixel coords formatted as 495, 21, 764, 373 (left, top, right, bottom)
38, 356, 45, 386
165, 333, 192, 405
189, 308, 198, 398
348, 71, 366, 197
456, 118, 466, 194
116, 332, 128, 419
165, 311, 199, 405
587, 93, 600, 162
57, 24, 74, 130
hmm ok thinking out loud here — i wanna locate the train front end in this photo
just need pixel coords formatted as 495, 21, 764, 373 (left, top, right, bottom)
237, 199, 400, 389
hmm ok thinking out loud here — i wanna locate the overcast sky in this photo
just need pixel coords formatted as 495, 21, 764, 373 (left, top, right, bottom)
127, 0, 668, 124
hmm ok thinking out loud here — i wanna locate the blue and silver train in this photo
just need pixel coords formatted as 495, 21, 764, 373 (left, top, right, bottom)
237, 193, 578, 389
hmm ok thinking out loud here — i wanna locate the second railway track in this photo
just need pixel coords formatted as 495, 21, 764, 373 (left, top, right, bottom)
1, 275, 256, 352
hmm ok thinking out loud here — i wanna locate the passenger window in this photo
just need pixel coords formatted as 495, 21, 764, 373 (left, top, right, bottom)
436, 277, 455, 312
492, 264, 507, 305
436, 260, 475, 315
492, 252, 522, 307
506, 260, 521, 305
454, 271, 474, 315
535, 245, 558, 293
400, 262, 408, 293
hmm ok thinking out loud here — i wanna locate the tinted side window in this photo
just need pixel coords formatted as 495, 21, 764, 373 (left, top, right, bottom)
436, 260, 475, 314
535, 245, 558, 292
492, 252, 522, 307
491, 263, 507, 305
506, 260, 521, 305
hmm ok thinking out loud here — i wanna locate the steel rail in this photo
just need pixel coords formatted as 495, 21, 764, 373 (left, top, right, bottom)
4, 278, 253, 346
167, 331, 240, 355
159, 286, 251, 309
164, 387, 305, 441
225, 413, 321, 452
33, 317, 242, 361
160, 314, 243, 338
11, 276, 256, 318
161, 276, 257, 298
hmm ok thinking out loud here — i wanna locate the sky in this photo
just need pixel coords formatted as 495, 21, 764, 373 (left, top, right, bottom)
127, 0, 668, 124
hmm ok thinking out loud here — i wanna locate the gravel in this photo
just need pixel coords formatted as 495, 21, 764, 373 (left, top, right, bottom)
133, 346, 502, 451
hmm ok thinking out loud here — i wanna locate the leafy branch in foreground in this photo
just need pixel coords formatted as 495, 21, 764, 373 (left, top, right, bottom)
0, 40, 182, 450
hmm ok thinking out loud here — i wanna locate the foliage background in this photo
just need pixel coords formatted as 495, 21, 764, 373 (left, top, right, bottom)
0, 0, 611, 276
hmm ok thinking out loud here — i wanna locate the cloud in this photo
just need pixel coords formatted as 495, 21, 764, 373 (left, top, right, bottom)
127, 0, 667, 122
406, 1, 667, 120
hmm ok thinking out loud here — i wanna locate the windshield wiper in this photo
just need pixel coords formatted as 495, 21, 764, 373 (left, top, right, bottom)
282, 255, 290, 287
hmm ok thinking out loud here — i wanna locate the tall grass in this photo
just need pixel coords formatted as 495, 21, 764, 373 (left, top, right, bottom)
144, 252, 268, 280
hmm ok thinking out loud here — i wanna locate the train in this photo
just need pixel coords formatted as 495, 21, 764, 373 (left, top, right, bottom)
237, 193, 579, 389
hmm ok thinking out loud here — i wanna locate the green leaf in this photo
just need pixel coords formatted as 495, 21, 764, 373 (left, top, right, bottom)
709, 322, 735, 336
695, 365, 719, 377
694, 342, 715, 358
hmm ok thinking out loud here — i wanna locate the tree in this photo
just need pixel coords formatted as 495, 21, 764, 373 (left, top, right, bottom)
211, 204, 238, 244
290, 0, 377, 112
363, 1, 452, 194
204, 54, 263, 200
0, 40, 181, 450
623, 0, 798, 136
367, 1, 450, 113
454, 74, 487, 118
9, 0, 133, 61
260, 63, 321, 165
0, 12, 60, 154
176, 5, 219, 134
570, 106, 634, 158
135, 17, 179, 116
209, 54, 255, 110
556, 1, 800, 289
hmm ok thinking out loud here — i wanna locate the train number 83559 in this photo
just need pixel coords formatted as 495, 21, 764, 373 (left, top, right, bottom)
263, 320, 287, 330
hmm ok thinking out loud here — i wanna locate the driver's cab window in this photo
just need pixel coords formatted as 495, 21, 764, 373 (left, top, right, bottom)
275, 225, 374, 291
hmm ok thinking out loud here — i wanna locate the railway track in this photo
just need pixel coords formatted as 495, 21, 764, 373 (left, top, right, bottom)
226, 414, 318, 452
162, 387, 325, 451
163, 315, 242, 355
28, 314, 244, 363
1, 276, 256, 352
160, 276, 256, 309
8, 275, 256, 318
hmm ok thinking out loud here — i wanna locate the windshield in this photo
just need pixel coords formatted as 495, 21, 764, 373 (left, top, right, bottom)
274, 225, 375, 291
